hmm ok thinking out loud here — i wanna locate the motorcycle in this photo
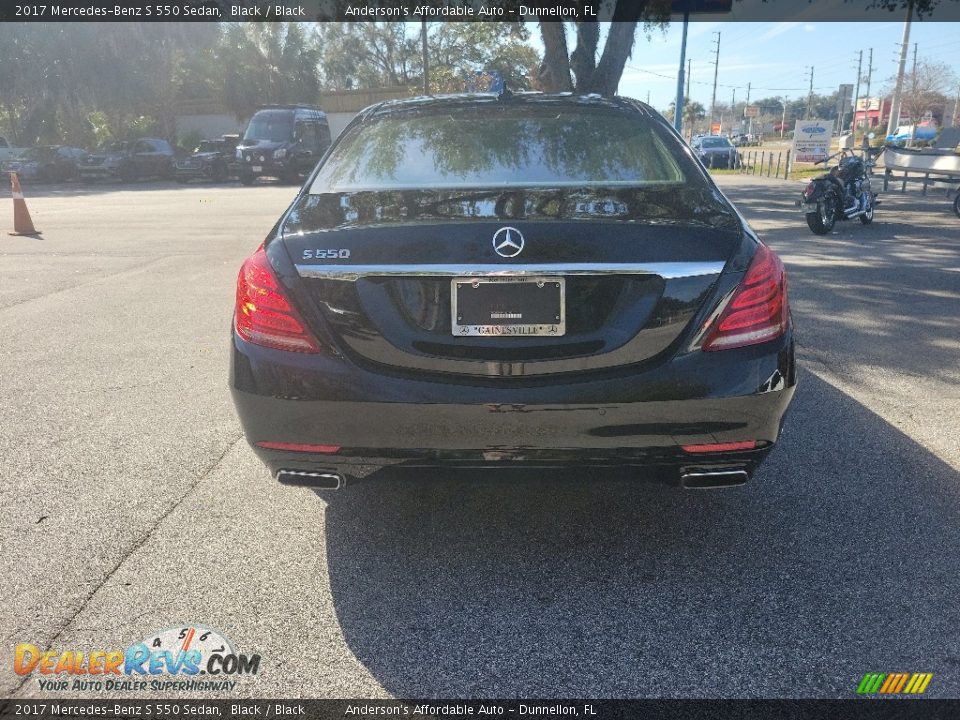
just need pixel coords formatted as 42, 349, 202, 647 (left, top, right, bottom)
797, 141, 882, 235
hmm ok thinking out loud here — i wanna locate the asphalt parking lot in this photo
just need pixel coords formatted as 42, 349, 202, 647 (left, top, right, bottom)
1, 175, 958, 699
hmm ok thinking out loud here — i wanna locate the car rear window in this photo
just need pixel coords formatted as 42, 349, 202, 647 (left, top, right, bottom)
244, 111, 294, 143
310, 105, 686, 192
701, 138, 731, 148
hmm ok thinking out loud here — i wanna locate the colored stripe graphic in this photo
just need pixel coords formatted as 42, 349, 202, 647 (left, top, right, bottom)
879, 674, 897, 693
857, 673, 886, 694
904, 674, 920, 694
892, 673, 909, 693
857, 672, 933, 694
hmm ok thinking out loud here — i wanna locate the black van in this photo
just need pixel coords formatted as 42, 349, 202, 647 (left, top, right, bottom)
236, 105, 331, 185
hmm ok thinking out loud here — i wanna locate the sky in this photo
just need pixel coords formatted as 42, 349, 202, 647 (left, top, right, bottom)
613, 21, 960, 114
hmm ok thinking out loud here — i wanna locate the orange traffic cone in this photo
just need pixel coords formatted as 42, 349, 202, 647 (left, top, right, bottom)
9, 172, 41, 236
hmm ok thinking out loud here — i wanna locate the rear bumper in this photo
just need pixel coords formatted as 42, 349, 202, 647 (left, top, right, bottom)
174, 164, 229, 180
230, 329, 796, 482
79, 166, 117, 179
174, 165, 206, 179
238, 158, 292, 178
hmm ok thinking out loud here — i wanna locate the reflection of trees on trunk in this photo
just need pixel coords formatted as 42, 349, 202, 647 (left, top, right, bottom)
283, 187, 738, 235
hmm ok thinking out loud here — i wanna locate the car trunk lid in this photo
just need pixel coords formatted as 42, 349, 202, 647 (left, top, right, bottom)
279, 187, 741, 378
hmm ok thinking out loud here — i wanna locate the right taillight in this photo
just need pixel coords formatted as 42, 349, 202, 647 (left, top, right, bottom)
702, 243, 789, 352
234, 245, 321, 353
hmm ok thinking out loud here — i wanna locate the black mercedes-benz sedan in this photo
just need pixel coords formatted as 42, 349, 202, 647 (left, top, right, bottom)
230, 93, 796, 490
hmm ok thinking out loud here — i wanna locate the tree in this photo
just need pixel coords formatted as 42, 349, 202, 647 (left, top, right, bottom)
536, 1, 672, 96
219, 24, 321, 120
665, 97, 706, 135
532, 0, 955, 100
428, 23, 540, 92
315, 23, 541, 93
0, 22, 217, 145
889, 59, 957, 130
315, 23, 419, 91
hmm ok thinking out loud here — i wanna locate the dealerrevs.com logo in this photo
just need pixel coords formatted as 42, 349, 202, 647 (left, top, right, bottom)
14, 626, 260, 692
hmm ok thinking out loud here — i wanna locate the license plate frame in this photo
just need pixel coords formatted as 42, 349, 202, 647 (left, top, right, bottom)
251, 165, 262, 173
451, 276, 565, 337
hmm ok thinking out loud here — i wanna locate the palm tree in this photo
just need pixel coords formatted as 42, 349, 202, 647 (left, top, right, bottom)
665, 97, 707, 137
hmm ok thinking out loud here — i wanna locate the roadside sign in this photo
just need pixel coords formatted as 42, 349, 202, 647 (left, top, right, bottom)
711, 122, 722, 135
837, 84, 854, 110
792, 120, 831, 163
744, 105, 760, 118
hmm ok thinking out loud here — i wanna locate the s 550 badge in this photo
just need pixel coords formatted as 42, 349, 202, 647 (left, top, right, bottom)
302, 249, 351, 260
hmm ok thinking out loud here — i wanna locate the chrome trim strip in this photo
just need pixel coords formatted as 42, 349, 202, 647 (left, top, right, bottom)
295, 262, 725, 281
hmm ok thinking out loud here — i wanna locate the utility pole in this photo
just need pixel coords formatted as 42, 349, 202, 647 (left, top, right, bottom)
805, 66, 814, 119
953, 83, 960, 127
710, 31, 721, 128
864, 48, 875, 130
746, 82, 752, 136
851, 50, 863, 135
420, 20, 429, 95
781, 98, 788, 139
886, 0, 913, 138
909, 42, 919, 144
731, 87, 736, 130
673, 9, 690, 132
686, 59, 691, 100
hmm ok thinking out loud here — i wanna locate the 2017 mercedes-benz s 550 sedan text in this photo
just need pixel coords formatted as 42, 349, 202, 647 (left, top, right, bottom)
230, 93, 796, 490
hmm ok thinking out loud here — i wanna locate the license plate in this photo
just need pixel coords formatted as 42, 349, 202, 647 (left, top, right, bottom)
451, 277, 565, 337
251, 165, 262, 172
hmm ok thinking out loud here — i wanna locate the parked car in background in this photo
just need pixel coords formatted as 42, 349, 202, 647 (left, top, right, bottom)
174, 135, 239, 183
0, 136, 28, 164
1, 145, 87, 182
885, 124, 938, 146
236, 105, 331, 185
691, 135, 740, 168
732, 133, 761, 147
78, 138, 175, 181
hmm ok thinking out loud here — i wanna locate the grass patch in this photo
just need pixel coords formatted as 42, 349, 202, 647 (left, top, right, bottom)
788, 167, 825, 181
708, 165, 825, 181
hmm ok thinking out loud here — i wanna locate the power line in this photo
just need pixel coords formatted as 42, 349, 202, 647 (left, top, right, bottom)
709, 31, 721, 123
623, 64, 836, 93
850, 50, 863, 134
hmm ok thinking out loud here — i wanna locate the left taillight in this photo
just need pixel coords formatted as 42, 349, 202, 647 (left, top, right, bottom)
701, 243, 789, 352
234, 245, 321, 353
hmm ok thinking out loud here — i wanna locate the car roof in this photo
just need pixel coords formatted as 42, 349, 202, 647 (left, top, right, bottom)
256, 104, 324, 110
358, 92, 658, 122
254, 104, 327, 118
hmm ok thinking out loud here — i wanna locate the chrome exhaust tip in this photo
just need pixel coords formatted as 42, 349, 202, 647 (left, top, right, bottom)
679, 469, 749, 490
277, 469, 343, 489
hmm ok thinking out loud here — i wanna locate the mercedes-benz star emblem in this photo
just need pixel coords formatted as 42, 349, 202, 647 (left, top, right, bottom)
493, 227, 525, 258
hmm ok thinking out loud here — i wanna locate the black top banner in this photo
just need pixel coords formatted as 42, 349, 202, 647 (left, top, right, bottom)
2, 0, 960, 23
